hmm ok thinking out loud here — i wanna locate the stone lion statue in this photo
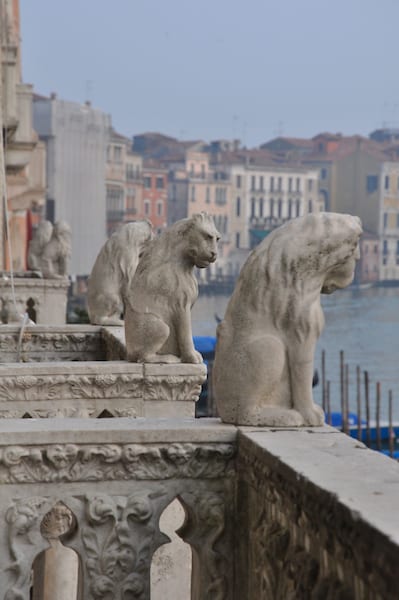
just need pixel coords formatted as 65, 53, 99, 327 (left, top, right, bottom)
87, 220, 153, 326
27, 220, 71, 278
124, 213, 220, 363
40, 221, 72, 278
27, 220, 53, 271
213, 212, 362, 427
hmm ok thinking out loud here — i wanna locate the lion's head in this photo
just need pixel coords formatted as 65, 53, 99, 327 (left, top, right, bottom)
138, 212, 220, 272
234, 212, 362, 335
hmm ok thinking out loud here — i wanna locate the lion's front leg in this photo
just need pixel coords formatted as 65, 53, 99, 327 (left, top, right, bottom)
288, 342, 324, 426
176, 307, 203, 364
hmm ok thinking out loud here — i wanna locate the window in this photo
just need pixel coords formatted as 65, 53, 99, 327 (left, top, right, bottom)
296, 177, 300, 192
235, 232, 240, 248
288, 177, 293, 192
144, 200, 150, 216
259, 198, 264, 217
144, 176, 151, 189
374, 244, 378, 253
114, 146, 122, 162
270, 198, 275, 217
278, 198, 282, 218
320, 168, 327, 179
215, 187, 226, 205
251, 197, 256, 219
308, 199, 313, 213
366, 175, 378, 193
383, 240, 388, 255
190, 164, 194, 176
383, 213, 388, 228
270, 177, 275, 192
201, 164, 205, 179
259, 176, 264, 191
278, 177, 282, 191
308, 179, 313, 191
236, 174, 241, 188
191, 185, 196, 202
126, 164, 136, 180
157, 201, 163, 216
236, 196, 241, 217
385, 175, 390, 190
288, 199, 292, 219
251, 175, 256, 191
156, 177, 164, 189
296, 199, 300, 216
206, 187, 210, 203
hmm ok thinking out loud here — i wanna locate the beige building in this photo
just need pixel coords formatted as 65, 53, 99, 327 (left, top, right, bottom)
0, 0, 46, 270
226, 155, 321, 272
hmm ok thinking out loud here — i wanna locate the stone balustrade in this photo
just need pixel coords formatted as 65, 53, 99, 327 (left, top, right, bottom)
0, 418, 398, 599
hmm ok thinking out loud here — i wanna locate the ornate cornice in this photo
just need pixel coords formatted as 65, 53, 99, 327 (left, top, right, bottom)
0, 442, 236, 484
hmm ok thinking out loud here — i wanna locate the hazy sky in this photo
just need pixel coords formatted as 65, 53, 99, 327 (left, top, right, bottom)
20, 0, 399, 147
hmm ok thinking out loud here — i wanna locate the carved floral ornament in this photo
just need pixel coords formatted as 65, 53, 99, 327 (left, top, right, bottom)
0, 442, 236, 483
4, 487, 231, 600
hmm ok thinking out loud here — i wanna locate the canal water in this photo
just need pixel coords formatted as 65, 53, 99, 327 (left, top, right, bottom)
192, 286, 399, 420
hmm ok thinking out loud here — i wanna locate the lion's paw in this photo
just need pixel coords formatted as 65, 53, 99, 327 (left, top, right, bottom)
182, 350, 203, 364
300, 404, 325, 427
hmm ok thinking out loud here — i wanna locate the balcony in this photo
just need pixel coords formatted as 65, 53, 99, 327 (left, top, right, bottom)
0, 327, 397, 598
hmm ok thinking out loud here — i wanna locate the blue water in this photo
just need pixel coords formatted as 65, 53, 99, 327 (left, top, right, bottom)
192, 286, 399, 420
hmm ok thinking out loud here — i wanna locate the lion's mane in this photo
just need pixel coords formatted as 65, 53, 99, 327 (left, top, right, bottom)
229, 212, 362, 341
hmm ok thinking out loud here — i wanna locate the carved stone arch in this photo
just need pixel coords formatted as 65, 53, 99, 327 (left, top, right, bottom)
151, 496, 192, 599
177, 488, 232, 600
32, 501, 81, 600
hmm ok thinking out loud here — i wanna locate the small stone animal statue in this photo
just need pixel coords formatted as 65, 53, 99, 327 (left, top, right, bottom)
27, 220, 72, 278
213, 212, 362, 427
124, 212, 220, 363
87, 220, 153, 326
27, 221, 53, 271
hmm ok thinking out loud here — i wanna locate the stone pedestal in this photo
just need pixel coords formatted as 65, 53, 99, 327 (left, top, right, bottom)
0, 276, 70, 325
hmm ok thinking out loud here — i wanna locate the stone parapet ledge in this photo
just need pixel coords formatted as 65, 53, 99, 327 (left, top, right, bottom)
236, 425, 399, 600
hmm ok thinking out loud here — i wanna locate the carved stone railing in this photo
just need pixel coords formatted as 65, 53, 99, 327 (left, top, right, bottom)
0, 326, 206, 418
0, 418, 236, 599
0, 419, 398, 599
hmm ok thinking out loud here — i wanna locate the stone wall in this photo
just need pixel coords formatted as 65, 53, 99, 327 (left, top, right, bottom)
236, 426, 399, 600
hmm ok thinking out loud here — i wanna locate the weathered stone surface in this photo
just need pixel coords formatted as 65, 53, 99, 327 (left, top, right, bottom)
124, 213, 220, 363
87, 220, 153, 326
214, 212, 362, 427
